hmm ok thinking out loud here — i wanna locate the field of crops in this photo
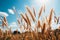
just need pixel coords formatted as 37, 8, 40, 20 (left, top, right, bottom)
0, 5, 60, 40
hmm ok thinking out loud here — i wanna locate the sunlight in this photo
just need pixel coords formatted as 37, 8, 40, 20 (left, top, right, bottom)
35, 0, 49, 5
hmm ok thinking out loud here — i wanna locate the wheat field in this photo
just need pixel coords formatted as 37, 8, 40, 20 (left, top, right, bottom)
0, 5, 60, 40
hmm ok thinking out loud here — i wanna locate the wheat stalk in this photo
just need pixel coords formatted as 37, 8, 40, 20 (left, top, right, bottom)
38, 6, 43, 19
21, 14, 28, 24
38, 5, 45, 19
33, 7, 36, 17
25, 13, 31, 26
21, 13, 30, 31
2, 16, 8, 27
48, 8, 54, 25
44, 5, 45, 12
23, 23, 26, 30
42, 23, 46, 34
37, 20, 41, 28
26, 6, 36, 22
17, 19, 20, 24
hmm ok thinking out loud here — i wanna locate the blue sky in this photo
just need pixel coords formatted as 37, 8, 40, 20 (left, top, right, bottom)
0, 0, 60, 32
0, 0, 32, 23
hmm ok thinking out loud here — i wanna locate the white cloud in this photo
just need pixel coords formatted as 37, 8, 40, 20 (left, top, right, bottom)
8, 9, 14, 14
8, 22, 21, 32
9, 22, 17, 28
0, 19, 1, 21
0, 12, 8, 17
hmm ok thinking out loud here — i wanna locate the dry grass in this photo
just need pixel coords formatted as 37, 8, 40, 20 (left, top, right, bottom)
0, 5, 60, 40
25, 13, 31, 26
33, 7, 36, 17
48, 8, 54, 25
26, 6, 36, 22
21, 14, 28, 24
38, 5, 45, 19
2, 16, 8, 27
0, 29, 60, 40
37, 20, 41, 28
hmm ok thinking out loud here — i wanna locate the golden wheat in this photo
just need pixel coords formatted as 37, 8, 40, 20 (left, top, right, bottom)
17, 19, 20, 24
26, 6, 36, 22
21, 14, 28, 24
38, 5, 45, 19
2, 16, 8, 27
42, 23, 46, 34
0, 5, 60, 40
37, 20, 41, 28
25, 13, 31, 26
33, 7, 36, 17
38, 6, 43, 19
48, 8, 54, 25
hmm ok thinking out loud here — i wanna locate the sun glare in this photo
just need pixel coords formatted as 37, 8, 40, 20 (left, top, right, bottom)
35, 0, 48, 5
